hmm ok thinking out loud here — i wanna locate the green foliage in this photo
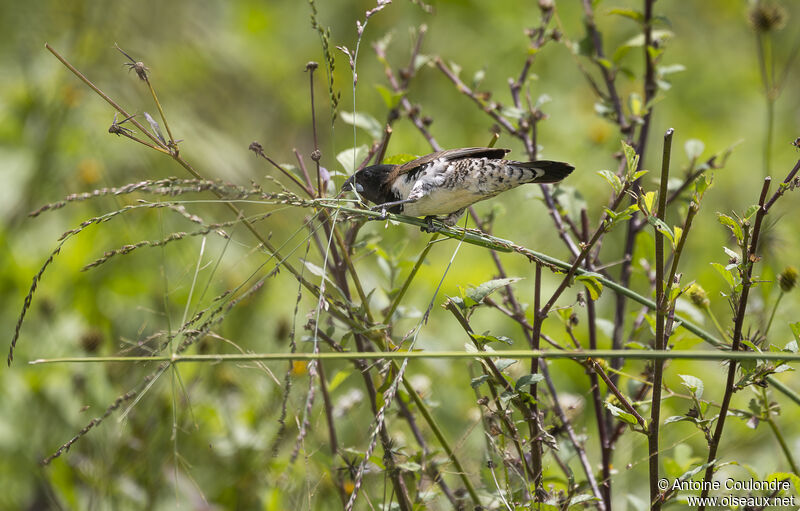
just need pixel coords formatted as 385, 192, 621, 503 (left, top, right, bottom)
3, 0, 800, 509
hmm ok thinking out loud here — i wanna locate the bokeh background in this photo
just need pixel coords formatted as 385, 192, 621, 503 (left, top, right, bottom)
1, 0, 799, 509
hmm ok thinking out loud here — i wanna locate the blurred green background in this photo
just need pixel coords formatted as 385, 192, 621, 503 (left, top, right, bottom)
1, 0, 799, 509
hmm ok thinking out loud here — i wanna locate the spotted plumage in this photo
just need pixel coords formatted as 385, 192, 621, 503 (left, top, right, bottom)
342, 147, 574, 230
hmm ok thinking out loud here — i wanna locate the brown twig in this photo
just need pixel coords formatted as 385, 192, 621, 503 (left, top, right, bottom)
698, 177, 772, 507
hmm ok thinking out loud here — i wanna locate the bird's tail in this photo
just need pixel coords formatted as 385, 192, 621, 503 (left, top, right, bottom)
510, 160, 575, 184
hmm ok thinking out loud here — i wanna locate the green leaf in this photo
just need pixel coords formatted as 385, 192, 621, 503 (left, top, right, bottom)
552, 186, 586, 224
673, 225, 683, 246
465, 277, 522, 305
629, 92, 643, 117
470, 374, 490, 388
766, 472, 800, 497
472, 334, 514, 346
374, 85, 404, 109
340, 111, 383, 140
608, 7, 644, 22
577, 273, 604, 300
743, 204, 761, 221
648, 216, 675, 245
622, 141, 640, 179
642, 191, 656, 214
659, 64, 686, 76
336, 145, 368, 173
717, 213, 743, 242
569, 494, 600, 506
382, 153, 418, 165
494, 359, 517, 372
711, 262, 736, 288
515, 373, 545, 391
597, 169, 622, 193
606, 402, 638, 425
679, 374, 704, 399
694, 173, 712, 200
684, 139, 705, 160
664, 415, 694, 425
328, 370, 351, 392
790, 322, 800, 343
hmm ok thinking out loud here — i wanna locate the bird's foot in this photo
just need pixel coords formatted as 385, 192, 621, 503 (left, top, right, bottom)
369, 204, 389, 220
421, 216, 441, 233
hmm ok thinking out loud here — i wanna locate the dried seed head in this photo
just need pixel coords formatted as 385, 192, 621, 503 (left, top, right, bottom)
748, 1, 787, 33
778, 266, 798, 292
688, 283, 710, 308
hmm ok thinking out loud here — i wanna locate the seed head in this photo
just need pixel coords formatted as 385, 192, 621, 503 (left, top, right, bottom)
688, 283, 710, 308
748, 1, 787, 33
778, 266, 797, 292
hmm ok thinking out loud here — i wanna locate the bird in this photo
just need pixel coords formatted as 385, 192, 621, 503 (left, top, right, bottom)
342, 147, 574, 231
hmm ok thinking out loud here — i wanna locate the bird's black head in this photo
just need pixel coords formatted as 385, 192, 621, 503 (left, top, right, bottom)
341, 164, 395, 205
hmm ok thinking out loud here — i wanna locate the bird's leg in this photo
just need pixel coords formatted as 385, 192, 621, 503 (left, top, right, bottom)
421, 216, 440, 233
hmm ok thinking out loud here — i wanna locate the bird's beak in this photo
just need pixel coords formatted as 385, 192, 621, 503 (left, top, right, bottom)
342, 176, 363, 193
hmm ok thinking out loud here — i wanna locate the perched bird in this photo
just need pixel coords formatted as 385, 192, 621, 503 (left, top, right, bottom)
342, 147, 574, 231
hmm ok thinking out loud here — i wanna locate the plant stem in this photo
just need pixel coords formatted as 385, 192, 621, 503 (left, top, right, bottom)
699, 177, 772, 507
649, 128, 673, 510
762, 388, 800, 474
764, 291, 784, 336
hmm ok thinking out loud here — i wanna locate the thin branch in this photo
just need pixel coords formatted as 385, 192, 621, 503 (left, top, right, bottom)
699, 177, 772, 507
648, 128, 673, 510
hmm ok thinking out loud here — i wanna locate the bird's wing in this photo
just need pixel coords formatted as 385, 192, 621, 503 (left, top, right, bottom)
392, 147, 510, 176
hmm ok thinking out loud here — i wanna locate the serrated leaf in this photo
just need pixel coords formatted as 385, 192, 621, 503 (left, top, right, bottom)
577, 273, 604, 300
664, 415, 694, 425
642, 191, 656, 214
622, 141, 640, 179
711, 262, 736, 288
722, 246, 739, 261
470, 374, 490, 388
499, 390, 516, 406
684, 139, 705, 160
648, 216, 675, 245
472, 334, 514, 346
465, 277, 522, 305
494, 359, 517, 372
606, 402, 638, 425
717, 213, 743, 242
694, 173, 712, 199
679, 374, 704, 399
515, 373, 545, 391
336, 145, 368, 173
340, 111, 383, 140
673, 225, 683, 246
597, 169, 622, 193
743, 204, 761, 221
